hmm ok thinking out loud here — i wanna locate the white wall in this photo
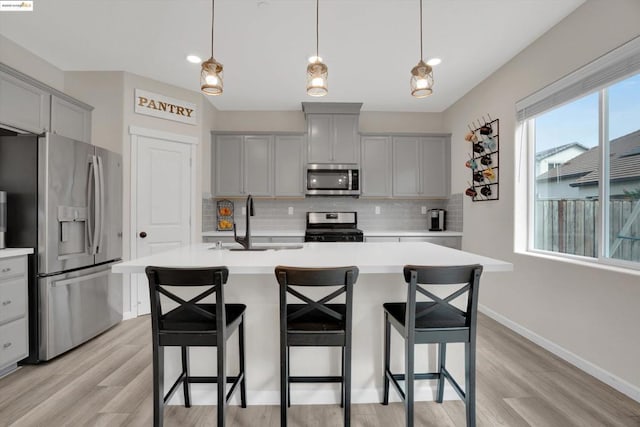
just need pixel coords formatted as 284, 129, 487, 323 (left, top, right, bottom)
201, 99, 218, 196
0, 34, 65, 91
443, 0, 640, 399
64, 71, 125, 154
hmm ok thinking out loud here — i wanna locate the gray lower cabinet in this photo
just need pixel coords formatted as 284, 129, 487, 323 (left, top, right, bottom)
398, 236, 461, 249
202, 236, 304, 244
271, 236, 304, 243
364, 236, 399, 242
214, 135, 273, 197
361, 136, 392, 197
0, 256, 29, 374
365, 235, 460, 248
51, 95, 92, 143
0, 70, 50, 134
274, 135, 305, 196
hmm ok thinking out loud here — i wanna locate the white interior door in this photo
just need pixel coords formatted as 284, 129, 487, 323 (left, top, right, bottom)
135, 135, 192, 315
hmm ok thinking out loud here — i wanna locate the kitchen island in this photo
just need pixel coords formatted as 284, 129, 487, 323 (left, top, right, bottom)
113, 242, 512, 406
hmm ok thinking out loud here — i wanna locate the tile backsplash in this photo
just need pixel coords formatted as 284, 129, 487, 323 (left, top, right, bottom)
203, 194, 463, 232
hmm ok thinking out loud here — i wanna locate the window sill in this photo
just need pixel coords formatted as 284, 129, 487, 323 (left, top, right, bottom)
514, 249, 640, 277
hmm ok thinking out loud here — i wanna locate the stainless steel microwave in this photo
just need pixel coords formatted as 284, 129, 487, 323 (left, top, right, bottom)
305, 164, 360, 196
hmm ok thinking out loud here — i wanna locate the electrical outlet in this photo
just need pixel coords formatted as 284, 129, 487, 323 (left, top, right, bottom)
421, 206, 427, 214
288, 206, 294, 215
375, 206, 381, 215
241, 207, 246, 215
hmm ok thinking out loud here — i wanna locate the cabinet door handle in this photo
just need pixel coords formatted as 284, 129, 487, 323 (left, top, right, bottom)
2, 342, 11, 349
1, 268, 11, 273
2, 300, 11, 306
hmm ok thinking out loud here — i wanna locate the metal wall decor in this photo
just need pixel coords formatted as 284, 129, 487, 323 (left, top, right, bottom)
465, 116, 499, 202
216, 199, 234, 230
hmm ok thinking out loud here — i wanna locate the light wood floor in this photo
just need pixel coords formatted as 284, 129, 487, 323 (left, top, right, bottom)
1, 313, 639, 427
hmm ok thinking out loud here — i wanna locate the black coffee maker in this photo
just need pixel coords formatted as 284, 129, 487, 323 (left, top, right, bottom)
428, 208, 446, 231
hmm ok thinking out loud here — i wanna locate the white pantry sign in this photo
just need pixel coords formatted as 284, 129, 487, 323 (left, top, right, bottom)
134, 89, 197, 125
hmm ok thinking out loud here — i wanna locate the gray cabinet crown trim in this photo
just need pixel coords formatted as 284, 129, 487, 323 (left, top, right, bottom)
360, 132, 452, 137
0, 63, 94, 111
301, 102, 363, 115
211, 130, 305, 136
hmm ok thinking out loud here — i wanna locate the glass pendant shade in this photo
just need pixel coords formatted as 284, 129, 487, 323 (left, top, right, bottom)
201, 57, 224, 95
306, 59, 328, 97
410, 60, 433, 98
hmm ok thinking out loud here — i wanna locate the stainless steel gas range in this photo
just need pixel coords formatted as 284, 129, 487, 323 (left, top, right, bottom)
304, 212, 364, 242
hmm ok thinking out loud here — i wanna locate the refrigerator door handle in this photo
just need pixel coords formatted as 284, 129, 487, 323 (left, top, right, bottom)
97, 155, 105, 254
86, 157, 95, 253
51, 269, 109, 287
89, 155, 101, 255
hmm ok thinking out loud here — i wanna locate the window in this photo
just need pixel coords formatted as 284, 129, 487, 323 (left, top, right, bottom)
518, 36, 640, 269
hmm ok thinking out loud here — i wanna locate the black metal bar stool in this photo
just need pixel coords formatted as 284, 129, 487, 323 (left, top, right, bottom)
145, 266, 247, 427
382, 264, 483, 427
275, 265, 359, 427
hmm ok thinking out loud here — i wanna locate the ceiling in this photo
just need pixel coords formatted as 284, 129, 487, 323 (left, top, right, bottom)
0, 0, 585, 112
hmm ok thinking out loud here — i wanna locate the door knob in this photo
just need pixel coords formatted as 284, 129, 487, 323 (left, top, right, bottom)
139, 231, 147, 238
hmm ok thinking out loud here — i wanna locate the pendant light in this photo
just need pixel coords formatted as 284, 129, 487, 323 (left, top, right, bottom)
306, 0, 328, 97
201, 0, 223, 95
410, 0, 434, 98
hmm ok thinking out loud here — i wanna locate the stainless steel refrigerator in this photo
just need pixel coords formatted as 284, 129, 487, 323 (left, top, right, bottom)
0, 132, 123, 362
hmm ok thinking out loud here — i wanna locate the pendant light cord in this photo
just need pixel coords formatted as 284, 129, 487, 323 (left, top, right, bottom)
316, 0, 319, 58
211, 0, 215, 58
419, 0, 423, 61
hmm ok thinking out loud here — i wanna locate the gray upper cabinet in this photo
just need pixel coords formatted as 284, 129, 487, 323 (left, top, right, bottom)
214, 135, 273, 197
361, 136, 392, 197
307, 114, 332, 163
421, 136, 450, 198
50, 95, 92, 143
274, 135, 305, 197
215, 135, 243, 196
361, 134, 451, 199
392, 136, 422, 196
331, 114, 359, 163
307, 114, 359, 164
0, 70, 50, 134
244, 136, 273, 196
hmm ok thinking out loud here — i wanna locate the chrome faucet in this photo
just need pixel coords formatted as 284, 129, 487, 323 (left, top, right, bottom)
233, 195, 254, 250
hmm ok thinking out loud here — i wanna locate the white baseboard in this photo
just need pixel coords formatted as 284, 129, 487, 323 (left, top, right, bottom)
122, 311, 136, 321
479, 304, 640, 403
168, 384, 460, 406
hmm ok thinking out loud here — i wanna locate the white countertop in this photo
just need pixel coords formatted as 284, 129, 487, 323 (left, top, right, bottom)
202, 230, 304, 237
364, 230, 463, 237
202, 230, 463, 237
0, 248, 34, 259
112, 242, 511, 275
